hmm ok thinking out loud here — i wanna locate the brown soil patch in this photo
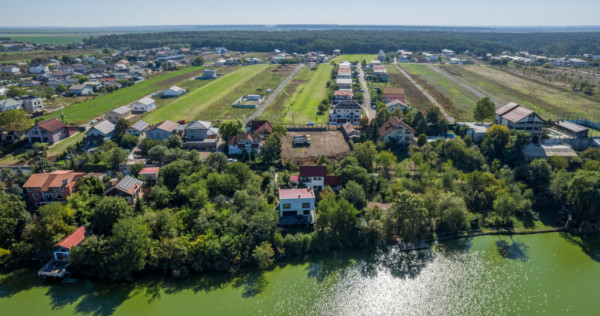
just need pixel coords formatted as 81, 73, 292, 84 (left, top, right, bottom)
272, 64, 295, 75
282, 131, 351, 165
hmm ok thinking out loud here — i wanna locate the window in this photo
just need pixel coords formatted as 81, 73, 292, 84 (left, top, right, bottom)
302, 202, 311, 208
282, 203, 291, 209
32, 194, 38, 199
282, 211, 296, 217
303, 210, 310, 215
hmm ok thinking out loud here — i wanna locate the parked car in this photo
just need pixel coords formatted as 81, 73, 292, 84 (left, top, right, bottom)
89, 119, 98, 125
305, 121, 315, 126
177, 120, 186, 125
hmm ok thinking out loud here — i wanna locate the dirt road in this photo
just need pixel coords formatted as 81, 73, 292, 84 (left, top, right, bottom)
425, 64, 502, 108
357, 64, 375, 121
393, 63, 455, 123
244, 64, 304, 125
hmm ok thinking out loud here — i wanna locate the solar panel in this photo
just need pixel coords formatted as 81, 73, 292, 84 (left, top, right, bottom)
117, 176, 141, 191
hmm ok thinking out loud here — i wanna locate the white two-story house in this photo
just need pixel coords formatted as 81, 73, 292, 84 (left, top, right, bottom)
278, 188, 316, 226
329, 100, 362, 125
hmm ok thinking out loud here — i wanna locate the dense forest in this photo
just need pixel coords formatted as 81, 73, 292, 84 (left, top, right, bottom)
2, 104, 600, 281
84, 30, 600, 56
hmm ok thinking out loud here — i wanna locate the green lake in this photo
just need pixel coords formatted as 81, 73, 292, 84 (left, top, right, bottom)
1, 232, 599, 315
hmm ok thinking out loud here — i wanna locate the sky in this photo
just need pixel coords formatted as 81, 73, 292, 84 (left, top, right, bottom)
1, 0, 599, 27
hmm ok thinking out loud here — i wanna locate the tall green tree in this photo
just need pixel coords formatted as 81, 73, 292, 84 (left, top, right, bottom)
473, 97, 496, 122
92, 197, 133, 235
219, 119, 244, 140
0, 110, 32, 133
108, 216, 152, 280
351, 141, 377, 172
0, 192, 30, 248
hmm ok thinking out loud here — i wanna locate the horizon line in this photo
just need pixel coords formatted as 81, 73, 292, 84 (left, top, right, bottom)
1, 24, 600, 29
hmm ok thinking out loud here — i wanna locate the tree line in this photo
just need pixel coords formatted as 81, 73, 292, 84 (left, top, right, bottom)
84, 30, 600, 56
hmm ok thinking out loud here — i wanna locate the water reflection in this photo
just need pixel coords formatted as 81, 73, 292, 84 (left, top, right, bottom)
496, 236, 529, 261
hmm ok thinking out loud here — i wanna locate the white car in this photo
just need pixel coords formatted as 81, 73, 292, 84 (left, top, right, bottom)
89, 119, 98, 125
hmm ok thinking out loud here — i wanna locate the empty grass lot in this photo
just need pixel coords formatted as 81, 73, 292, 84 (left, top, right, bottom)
42, 67, 204, 124
142, 65, 270, 123
280, 64, 333, 124
400, 64, 481, 120
331, 54, 377, 63
445, 64, 600, 119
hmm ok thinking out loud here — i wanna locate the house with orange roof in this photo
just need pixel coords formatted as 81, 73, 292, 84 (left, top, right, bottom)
38, 226, 86, 278
378, 116, 416, 144
22, 170, 86, 208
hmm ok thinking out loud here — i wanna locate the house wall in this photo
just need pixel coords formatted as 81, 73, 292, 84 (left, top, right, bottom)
146, 129, 172, 141
105, 111, 131, 123
27, 126, 65, 144
185, 128, 209, 140
279, 197, 315, 217
383, 127, 414, 144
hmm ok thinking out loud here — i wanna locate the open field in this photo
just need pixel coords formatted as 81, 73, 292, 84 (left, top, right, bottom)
42, 67, 204, 124
282, 131, 351, 164
279, 64, 333, 124
142, 65, 271, 123
444, 64, 600, 119
399, 64, 482, 120
0, 49, 102, 63
331, 54, 377, 63
197, 64, 296, 121
386, 65, 435, 113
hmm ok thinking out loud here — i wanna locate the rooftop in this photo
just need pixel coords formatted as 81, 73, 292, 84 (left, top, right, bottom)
279, 188, 315, 200
55, 226, 86, 250
130, 120, 150, 132
555, 120, 588, 133
111, 105, 131, 115
153, 120, 180, 132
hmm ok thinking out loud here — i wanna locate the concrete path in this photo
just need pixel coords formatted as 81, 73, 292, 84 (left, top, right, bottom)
244, 64, 305, 125
393, 63, 455, 123
357, 64, 375, 121
424, 64, 502, 108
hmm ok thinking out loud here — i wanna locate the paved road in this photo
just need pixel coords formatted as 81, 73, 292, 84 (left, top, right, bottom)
393, 63, 455, 123
357, 64, 375, 121
424, 64, 502, 108
244, 64, 305, 125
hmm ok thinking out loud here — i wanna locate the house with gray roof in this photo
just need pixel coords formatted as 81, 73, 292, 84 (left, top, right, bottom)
126, 120, 150, 136
131, 97, 155, 113
0, 98, 22, 112
84, 120, 115, 147
104, 175, 143, 204
68, 84, 94, 96
184, 120, 219, 141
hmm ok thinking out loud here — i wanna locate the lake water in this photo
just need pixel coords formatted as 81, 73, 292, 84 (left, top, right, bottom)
1, 232, 599, 315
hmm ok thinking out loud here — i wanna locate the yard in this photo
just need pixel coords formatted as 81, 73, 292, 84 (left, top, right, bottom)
281, 131, 351, 165
142, 64, 271, 123
41, 66, 204, 124
444, 64, 600, 119
274, 64, 333, 125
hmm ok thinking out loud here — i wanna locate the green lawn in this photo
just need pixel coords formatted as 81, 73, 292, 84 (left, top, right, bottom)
281, 63, 334, 124
331, 54, 377, 63
400, 64, 481, 120
196, 65, 295, 121
447, 64, 600, 119
42, 67, 203, 124
47, 133, 85, 157
142, 65, 270, 123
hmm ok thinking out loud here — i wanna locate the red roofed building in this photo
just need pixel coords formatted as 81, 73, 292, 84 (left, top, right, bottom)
334, 90, 353, 101
227, 133, 264, 155
278, 188, 315, 226
246, 120, 273, 139
139, 167, 160, 183
26, 118, 79, 144
299, 165, 340, 191
22, 170, 86, 208
53, 226, 86, 261
378, 116, 415, 144
383, 87, 406, 104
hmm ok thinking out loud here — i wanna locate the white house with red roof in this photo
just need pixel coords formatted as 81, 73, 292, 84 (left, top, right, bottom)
38, 226, 86, 278
278, 188, 316, 226
26, 118, 79, 144
298, 165, 340, 191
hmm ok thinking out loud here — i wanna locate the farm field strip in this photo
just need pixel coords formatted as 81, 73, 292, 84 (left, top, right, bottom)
386, 64, 436, 113
281, 63, 333, 124
142, 64, 270, 123
42, 66, 204, 124
196, 65, 297, 121
400, 63, 482, 121
331, 54, 377, 63
444, 65, 600, 118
